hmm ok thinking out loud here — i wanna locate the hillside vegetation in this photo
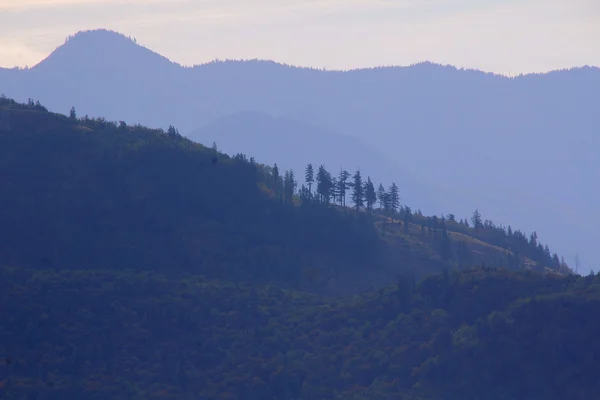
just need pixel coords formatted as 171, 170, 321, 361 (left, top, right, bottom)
0, 97, 566, 293
1, 266, 599, 400
1, 97, 592, 400
0, 97, 396, 294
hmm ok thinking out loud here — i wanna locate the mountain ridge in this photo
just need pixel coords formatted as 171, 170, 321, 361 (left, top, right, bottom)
5, 29, 598, 76
189, 111, 444, 212
1, 28, 598, 274
0, 97, 570, 282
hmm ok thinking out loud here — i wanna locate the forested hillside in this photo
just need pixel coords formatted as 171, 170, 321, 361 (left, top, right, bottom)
0, 97, 402, 294
0, 97, 567, 288
1, 266, 599, 400
0, 97, 590, 400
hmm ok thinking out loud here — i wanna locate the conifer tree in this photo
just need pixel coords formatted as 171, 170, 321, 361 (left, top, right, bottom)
284, 170, 297, 203
530, 231, 538, 247
167, 125, 180, 138
290, 170, 297, 198
543, 245, 551, 260
364, 177, 377, 213
337, 169, 350, 207
552, 253, 560, 267
351, 169, 364, 211
316, 165, 333, 204
377, 184, 387, 210
272, 163, 280, 183
388, 183, 400, 213
210, 141, 218, 164
272, 164, 281, 198
471, 209, 482, 231
305, 163, 314, 199
330, 177, 339, 205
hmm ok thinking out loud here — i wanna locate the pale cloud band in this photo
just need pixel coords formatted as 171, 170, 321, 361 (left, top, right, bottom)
0, 0, 598, 73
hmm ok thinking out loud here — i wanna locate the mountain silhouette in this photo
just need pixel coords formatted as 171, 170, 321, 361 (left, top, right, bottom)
1, 29, 599, 271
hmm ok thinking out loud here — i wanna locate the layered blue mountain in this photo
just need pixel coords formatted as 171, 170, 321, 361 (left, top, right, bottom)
2, 29, 598, 271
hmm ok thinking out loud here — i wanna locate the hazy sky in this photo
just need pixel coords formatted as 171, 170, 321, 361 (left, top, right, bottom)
0, 0, 598, 73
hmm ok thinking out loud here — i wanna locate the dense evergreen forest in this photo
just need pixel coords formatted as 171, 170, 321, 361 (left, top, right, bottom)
2, 265, 599, 400
1, 97, 595, 400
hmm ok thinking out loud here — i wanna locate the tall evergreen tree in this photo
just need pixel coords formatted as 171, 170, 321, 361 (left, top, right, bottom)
284, 170, 297, 203
364, 177, 377, 213
272, 164, 281, 198
377, 184, 387, 210
316, 165, 333, 204
69, 106, 77, 119
351, 170, 364, 211
305, 163, 314, 199
543, 245, 551, 260
471, 209, 482, 231
330, 177, 339, 205
337, 169, 350, 207
167, 125, 180, 138
530, 231, 538, 247
272, 163, 280, 183
388, 183, 400, 213
552, 253, 560, 267
209, 141, 218, 164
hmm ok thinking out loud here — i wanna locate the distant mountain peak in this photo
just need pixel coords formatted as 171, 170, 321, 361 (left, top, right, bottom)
24, 28, 599, 77
33, 28, 178, 71
66, 29, 136, 43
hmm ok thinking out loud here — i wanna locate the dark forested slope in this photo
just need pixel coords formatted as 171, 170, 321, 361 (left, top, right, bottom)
0, 98, 592, 400
0, 98, 400, 294
1, 266, 599, 400
0, 98, 566, 289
